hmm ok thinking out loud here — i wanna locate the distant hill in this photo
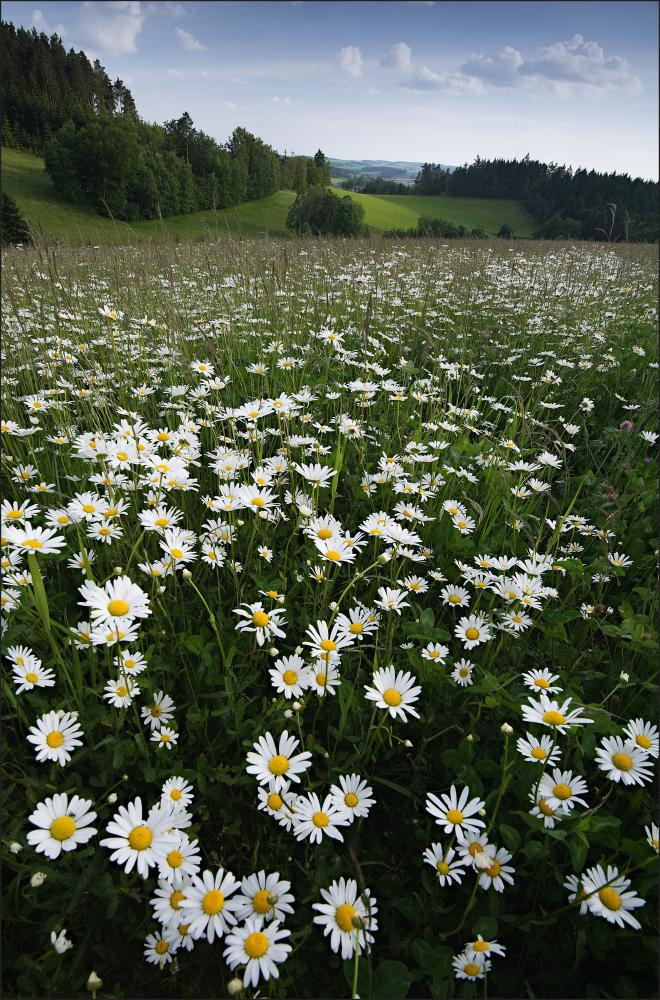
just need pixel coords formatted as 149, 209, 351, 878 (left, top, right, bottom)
328, 158, 455, 183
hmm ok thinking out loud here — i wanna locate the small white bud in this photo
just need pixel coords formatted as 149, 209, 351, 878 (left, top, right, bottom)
619, 671, 630, 683
478, 807, 487, 817
329, 601, 338, 610
227, 977, 244, 997
113, 565, 123, 576
295, 645, 303, 655
9, 842, 23, 854
158, 585, 166, 594
284, 709, 293, 719
323, 751, 330, 758
122, 773, 129, 781
292, 701, 302, 712
86, 972, 103, 992
466, 734, 474, 743
107, 793, 118, 804
30, 871, 47, 887
501, 722, 513, 735
236, 519, 245, 527
474, 850, 492, 870
404, 739, 413, 748
182, 568, 192, 579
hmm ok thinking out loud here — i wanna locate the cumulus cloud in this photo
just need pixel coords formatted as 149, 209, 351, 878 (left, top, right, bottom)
175, 26, 206, 51
337, 46, 364, 78
404, 66, 485, 94
31, 8, 66, 36
462, 35, 640, 95
81, 1, 144, 55
381, 41, 413, 72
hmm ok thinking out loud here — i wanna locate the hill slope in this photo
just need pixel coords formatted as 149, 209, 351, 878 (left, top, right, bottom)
3, 148, 536, 243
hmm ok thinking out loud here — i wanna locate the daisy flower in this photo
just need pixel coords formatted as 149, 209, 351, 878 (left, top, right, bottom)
27, 793, 97, 859
364, 666, 421, 721
453, 951, 490, 981
452, 658, 475, 687
257, 780, 297, 829
564, 874, 590, 914
334, 606, 378, 642
303, 620, 353, 660
100, 798, 171, 879
141, 691, 176, 730
157, 830, 201, 886
522, 668, 562, 694
305, 659, 341, 697
374, 587, 410, 615
246, 730, 312, 791
426, 785, 486, 836
293, 793, 350, 844
529, 792, 561, 828
179, 868, 241, 943
161, 777, 194, 809
233, 601, 287, 647
144, 928, 179, 968
537, 769, 589, 815
152, 726, 179, 750
151, 877, 192, 927
422, 843, 466, 887
235, 870, 295, 925
312, 877, 378, 960
11, 659, 56, 695
477, 846, 516, 892
4, 523, 66, 555
329, 774, 375, 821
516, 732, 562, 766
103, 677, 139, 707
521, 693, 593, 734
440, 585, 471, 608
117, 649, 148, 676
27, 711, 84, 766
422, 642, 449, 663
78, 575, 151, 626
595, 736, 654, 786
645, 824, 659, 852
269, 654, 308, 699
466, 935, 506, 960
223, 916, 292, 989
454, 614, 493, 649
623, 719, 659, 758
581, 865, 645, 929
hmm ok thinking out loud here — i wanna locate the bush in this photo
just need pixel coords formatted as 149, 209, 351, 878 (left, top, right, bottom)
286, 186, 367, 236
0, 192, 32, 245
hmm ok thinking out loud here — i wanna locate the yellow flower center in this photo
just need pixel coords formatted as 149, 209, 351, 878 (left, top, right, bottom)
335, 903, 358, 932
202, 889, 224, 915
267, 792, 283, 811
436, 861, 450, 875
612, 752, 633, 771
531, 747, 547, 760
178, 923, 190, 936
320, 639, 336, 652
116, 685, 128, 697
170, 788, 182, 801
170, 889, 186, 910
312, 811, 329, 828
542, 710, 565, 726
468, 842, 482, 857
157, 432, 170, 441
464, 963, 480, 978
82, 504, 96, 513
50, 816, 76, 841
46, 731, 64, 748
252, 611, 269, 627
448, 594, 461, 604
23, 539, 43, 548
108, 599, 130, 617
325, 550, 341, 561
316, 672, 329, 687
116, 452, 129, 462
128, 825, 153, 851
167, 849, 184, 868
472, 940, 490, 952
253, 889, 273, 915
244, 930, 269, 958
534, 678, 550, 688
251, 497, 265, 507
344, 792, 359, 808
283, 670, 298, 685
636, 734, 651, 749
538, 798, 554, 816
465, 628, 479, 640
486, 860, 501, 877
459, 668, 469, 677
349, 622, 363, 634
25, 672, 39, 684
599, 887, 622, 911
317, 528, 333, 540
155, 940, 169, 955
446, 808, 464, 825
170, 548, 184, 559
268, 755, 289, 776
383, 688, 401, 706
154, 517, 170, 527
6, 510, 23, 519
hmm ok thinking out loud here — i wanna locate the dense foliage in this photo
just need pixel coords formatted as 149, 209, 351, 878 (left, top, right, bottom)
1, 237, 657, 1000
286, 186, 367, 236
0, 192, 32, 246
383, 217, 493, 239
412, 157, 658, 242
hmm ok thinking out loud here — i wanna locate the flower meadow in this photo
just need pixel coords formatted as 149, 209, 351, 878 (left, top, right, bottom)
1, 238, 658, 1000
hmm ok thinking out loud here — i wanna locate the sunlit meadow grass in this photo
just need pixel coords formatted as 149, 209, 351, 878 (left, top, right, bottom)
1, 237, 658, 999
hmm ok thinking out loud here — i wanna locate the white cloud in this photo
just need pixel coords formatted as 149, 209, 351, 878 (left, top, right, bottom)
381, 41, 412, 72
81, 1, 144, 55
175, 26, 206, 51
338, 46, 364, 79
31, 8, 66, 35
404, 66, 485, 94
147, 1, 186, 14
462, 35, 641, 95
272, 96, 292, 105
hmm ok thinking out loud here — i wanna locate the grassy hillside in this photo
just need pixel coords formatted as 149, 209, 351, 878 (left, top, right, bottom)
3, 148, 536, 243
1, 148, 295, 242
329, 187, 536, 235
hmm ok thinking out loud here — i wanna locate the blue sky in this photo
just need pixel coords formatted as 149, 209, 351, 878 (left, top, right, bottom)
4, 1, 658, 177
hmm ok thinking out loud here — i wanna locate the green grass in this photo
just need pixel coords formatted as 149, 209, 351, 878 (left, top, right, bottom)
1, 148, 296, 243
3, 148, 536, 244
329, 187, 536, 235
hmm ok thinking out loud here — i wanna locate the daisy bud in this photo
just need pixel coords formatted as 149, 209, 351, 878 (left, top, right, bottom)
478, 808, 487, 816
258, 510, 269, 520
9, 842, 23, 854
378, 552, 391, 564
30, 871, 47, 887
323, 751, 330, 758
329, 601, 338, 610
284, 709, 293, 719
227, 979, 244, 997
86, 972, 103, 992
57, 709, 66, 719
107, 793, 118, 804
122, 774, 129, 781
295, 645, 303, 655
236, 519, 245, 527
466, 734, 474, 743
474, 851, 491, 870
113, 566, 123, 575
269, 647, 279, 656
501, 722, 513, 735
158, 586, 166, 594
292, 701, 302, 712
620, 671, 630, 682
182, 569, 192, 579
404, 739, 413, 748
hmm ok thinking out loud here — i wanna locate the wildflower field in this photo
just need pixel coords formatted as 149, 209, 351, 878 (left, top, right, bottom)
1, 237, 658, 1000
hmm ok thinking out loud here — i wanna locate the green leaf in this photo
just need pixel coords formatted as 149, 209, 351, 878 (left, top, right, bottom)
499, 823, 521, 852
374, 960, 411, 1000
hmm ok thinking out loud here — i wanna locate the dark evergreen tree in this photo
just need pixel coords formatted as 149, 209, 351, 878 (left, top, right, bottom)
0, 192, 32, 245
